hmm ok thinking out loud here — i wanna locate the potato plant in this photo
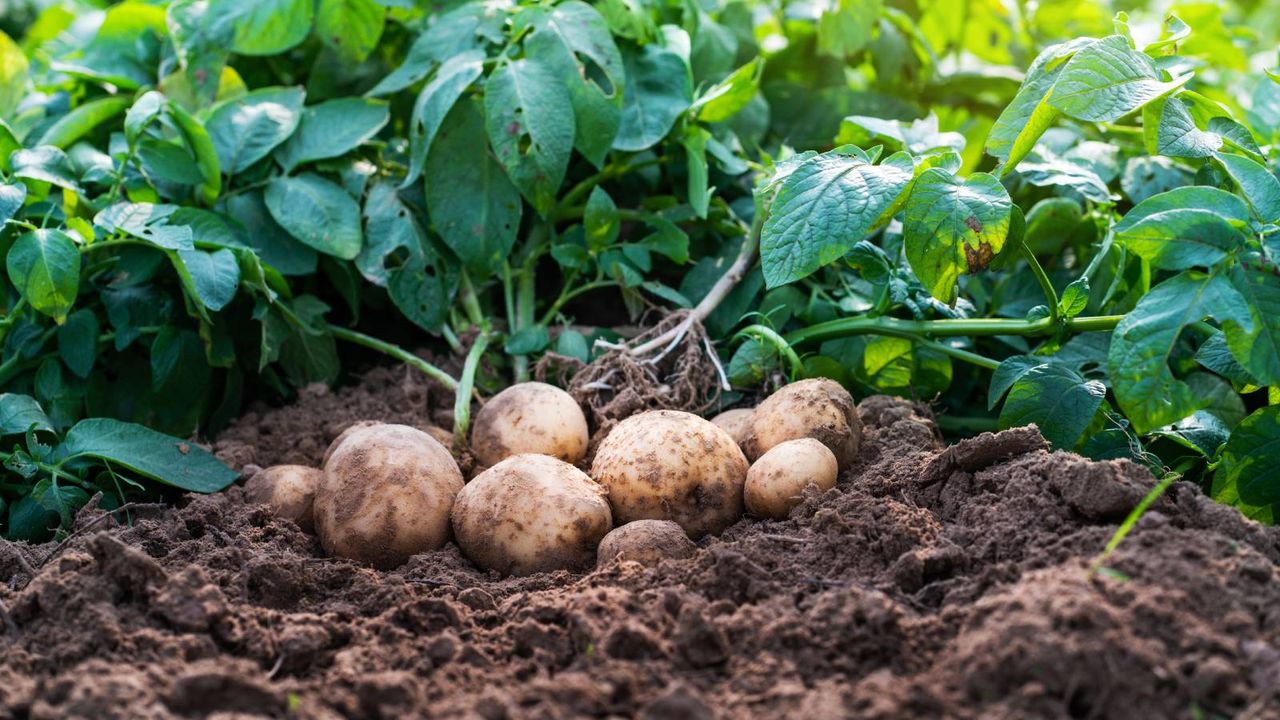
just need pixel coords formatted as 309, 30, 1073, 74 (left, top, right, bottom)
0, 0, 1278, 540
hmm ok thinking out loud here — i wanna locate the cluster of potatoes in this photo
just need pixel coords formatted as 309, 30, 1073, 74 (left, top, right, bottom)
243, 378, 861, 575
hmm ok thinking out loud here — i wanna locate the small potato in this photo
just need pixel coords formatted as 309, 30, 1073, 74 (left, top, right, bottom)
243, 465, 322, 532
591, 410, 748, 538
745, 439, 838, 519
710, 408, 753, 450
470, 382, 589, 467
423, 425, 454, 450
452, 454, 611, 576
746, 378, 861, 471
596, 520, 695, 568
314, 424, 464, 569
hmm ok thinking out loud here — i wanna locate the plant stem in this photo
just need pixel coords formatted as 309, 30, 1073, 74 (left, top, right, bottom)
329, 326, 459, 390
452, 331, 489, 447
513, 267, 535, 383
458, 270, 486, 329
1022, 244, 1061, 325
917, 338, 1001, 370
736, 324, 803, 379
784, 314, 1124, 347
539, 279, 615, 326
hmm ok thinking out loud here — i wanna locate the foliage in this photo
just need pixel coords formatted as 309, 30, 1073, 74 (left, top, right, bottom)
1, 0, 1279, 538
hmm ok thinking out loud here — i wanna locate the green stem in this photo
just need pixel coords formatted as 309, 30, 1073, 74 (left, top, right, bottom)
329, 326, 459, 390
513, 267, 535, 383
458, 270, 486, 329
539, 279, 615, 325
917, 337, 1000, 371
1022, 244, 1061, 325
452, 331, 490, 447
737, 324, 803, 379
784, 314, 1123, 347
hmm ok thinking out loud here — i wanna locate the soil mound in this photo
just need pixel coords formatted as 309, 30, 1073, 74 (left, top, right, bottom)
2, 368, 1278, 719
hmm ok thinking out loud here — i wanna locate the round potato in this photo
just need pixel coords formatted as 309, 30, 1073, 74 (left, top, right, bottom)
745, 438, 838, 519
745, 378, 861, 471
452, 454, 611, 576
591, 410, 748, 538
243, 465, 322, 533
322, 420, 380, 468
470, 382, 589, 467
596, 520, 695, 568
314, 424, 464, 569
709, 408, 753, 450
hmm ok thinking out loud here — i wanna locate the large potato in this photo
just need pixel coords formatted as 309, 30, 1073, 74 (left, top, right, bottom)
591, 410, 747, 538
746, 378, 861, 471
243, 465, 322, 533
470, 382, 589, 467
709, 408, 753, 451
596, 520, 696, 568
745, 438, 838, 519
323, 421, 455, 467
314, 424, 464, 569
451, 454, 611, 576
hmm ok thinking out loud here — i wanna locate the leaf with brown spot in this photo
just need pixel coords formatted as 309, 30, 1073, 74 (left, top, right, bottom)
904, 169, 1013, 304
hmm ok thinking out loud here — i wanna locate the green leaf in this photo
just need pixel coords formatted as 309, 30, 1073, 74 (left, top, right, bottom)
1209, 117, 1263, 161
682, 125, 711, 219
95, 203, 195, 250
0, 394, 53, 436
1059, 277, 1090, 319
366, 3, 489, 97
988, 355, 1042, 410
174, 248, 240, 312
1214, 406, 1280, 507
426, 99, 521, 276
1223, 260, 1280, 386
0, 182, 25, 226
1154, 96, 1222, 159
1195, 331, 1258, 386
60, 417, 238, 493
728, 338, 779, 386
1108, 270, 1251, 433
1049, 35, 1188, 122
904, 169, 1013, 304
485, 57, 575, 216
166, 100, 222, 204
817, 0, 881, 58
316, 0, 384, 63
555, 330, 590, 363
264, 173, 362, 260
0, 30, 28, 119
988, 39, 1092, 174
584, 186, 620, 252
51, 2, 166, 89
693, 57, 763, 124
1113, 187, 1247, 270
166, 0, 231, 108
1215, 153, 1280, 224
999, 364, 1106, 450
205, 87, 305, 174
224, 191, 316, 275
38, 97, 130, 149
357, 182, 428, 287
1013, 159, 1112, 203
505, 326, 550, 355
11, 146, 80, 191
521, 1, 625, 167
388, 266, 451, 334
614, 42, 692, 152
209, 0, 314, 56
760, 151, 913, 288
6, 229, 81, 323
275, 98, 389, 172
57, 309, 99, 379
403, 50, 484, 188
137, 138, 205, 185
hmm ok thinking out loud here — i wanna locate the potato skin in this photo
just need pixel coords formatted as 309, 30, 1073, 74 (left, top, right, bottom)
314, 424, 464, 569
243, 465, 322, 533
745, 439, 838, 519
322, 420, 380, 468
452, 454, 611, 576
746, 378, 862, 471
710, 408, 753, 451
470, 382, 589, 467
590, 410, 748, 538
596, 520, 695, 568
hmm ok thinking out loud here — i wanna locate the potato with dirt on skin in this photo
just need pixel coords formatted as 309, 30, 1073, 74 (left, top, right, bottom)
745, 438, 838, 519
314, 424, 464, 569
452, 453, 611, 576
591, 410, 748, 539
745, 378, 861, 471
470, 382, 589, 467
243, 465, 322, 533
324, 421, 455, 467
709, 408, 753, 450
596, 520, 696, 568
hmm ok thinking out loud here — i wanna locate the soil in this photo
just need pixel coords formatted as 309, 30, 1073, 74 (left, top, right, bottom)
2, 366, 1279, 719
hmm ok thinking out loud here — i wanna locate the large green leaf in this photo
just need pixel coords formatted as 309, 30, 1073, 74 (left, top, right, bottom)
403, 50, 485, 187
51, 2, 166, 89
1154, 96, 1222, 159
484, 57, 575, 216
205, 87, 305, 174
1223, 260, 1280, 386
209, 0, 313, 56
166, 0, 231, 107
37, 97, 129, 149
275, 98, 389, 172
760, 151, 913, 288
1214, 406, 1280, 507
57, 309, 99, 379
0, 30, 28, 119
367, 3, 490, 96
224, 191, 317, 275
0, 182, 25, 226
903, 169, 1013, 304
264, 173, 362, 260
95, 202, 195, 250
614, 42, 692, 152
987, 38, 1091, 174
998, 364, 1106, 450
1049, 35, 1186, 122
358, 181, 428, 287
173, 248, 240, 312
521, 1, 625, 167
1108, 270, 1251, 433
0, 394, 53, 435
817, 0, 881, 58
1215, 152, 1280, 224
6, 229, 81, 323
316, 0, 384, 63
426, 99, 522, 276
60, 417, 238, 493
11, 146, 80, 191
1113, 187, 1247, 270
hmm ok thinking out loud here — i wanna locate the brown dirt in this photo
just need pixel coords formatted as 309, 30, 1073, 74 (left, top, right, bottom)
2, 369, 1279, 719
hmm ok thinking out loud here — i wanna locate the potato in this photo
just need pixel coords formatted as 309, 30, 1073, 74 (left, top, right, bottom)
745, 378, 861, 471
470, 382, 589, 467
745, 439, 838, 519
596, 520, 695, 568
709, 408, 753, 450
243, 465, 322, 533
590, 410, 748, 538
423, 425, 454, 450
314, 424, 464, 569
451, 454, 611, 576
322, 420, 379, 467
